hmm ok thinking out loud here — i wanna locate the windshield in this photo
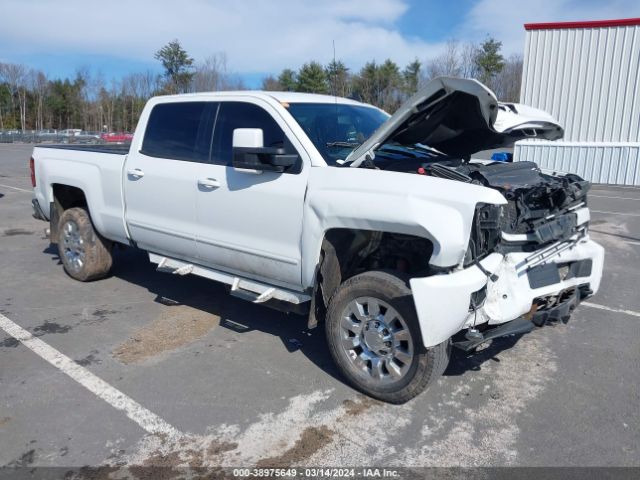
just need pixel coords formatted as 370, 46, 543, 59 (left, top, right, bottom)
286, 103, 389, 165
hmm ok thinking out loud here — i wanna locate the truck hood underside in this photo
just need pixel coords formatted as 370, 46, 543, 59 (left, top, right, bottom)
347, 76, 564, 165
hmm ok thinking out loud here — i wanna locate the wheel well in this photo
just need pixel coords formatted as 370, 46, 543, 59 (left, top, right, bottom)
309, 228, 434, 327
52, 184, 87, 210
50, 184, 88, 242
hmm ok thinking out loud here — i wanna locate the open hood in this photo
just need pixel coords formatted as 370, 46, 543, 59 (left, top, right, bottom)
347, 77, 564, 167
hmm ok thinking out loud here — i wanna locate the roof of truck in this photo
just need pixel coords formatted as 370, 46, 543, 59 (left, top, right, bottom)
263, 91, 365, 105
157, 90, 368, 106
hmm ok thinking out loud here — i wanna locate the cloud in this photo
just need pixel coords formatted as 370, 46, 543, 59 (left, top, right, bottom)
2, 0, 639, 76
0, 0, 441, 73
459, 0, 640, 55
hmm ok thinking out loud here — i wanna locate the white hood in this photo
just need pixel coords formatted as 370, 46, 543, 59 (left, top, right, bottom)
348, 77, 563, 167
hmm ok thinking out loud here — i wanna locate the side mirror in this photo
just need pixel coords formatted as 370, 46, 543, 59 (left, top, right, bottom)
232, 128, 298, 173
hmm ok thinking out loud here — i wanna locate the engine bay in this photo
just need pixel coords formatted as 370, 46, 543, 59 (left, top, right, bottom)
369, 147, 591, 249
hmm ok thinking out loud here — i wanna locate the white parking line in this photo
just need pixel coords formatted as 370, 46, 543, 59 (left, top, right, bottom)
581, 302, 640, 318
591, 210, 640, 217
590, 195, 640, 201
0, 313, 182, 438
0, 183, 31, 193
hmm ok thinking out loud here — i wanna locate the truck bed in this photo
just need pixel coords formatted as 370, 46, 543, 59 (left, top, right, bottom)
32, 143, 131, 245
35, 144, 131, 155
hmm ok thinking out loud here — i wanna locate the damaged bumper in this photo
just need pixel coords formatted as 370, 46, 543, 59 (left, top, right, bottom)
410, 236, 604, 348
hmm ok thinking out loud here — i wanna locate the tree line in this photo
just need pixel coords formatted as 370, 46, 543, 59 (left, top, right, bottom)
262, 37, 522, 112
0, 37, 521, 132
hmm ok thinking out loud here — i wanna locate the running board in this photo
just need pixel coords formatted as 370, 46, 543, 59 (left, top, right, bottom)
149, 253, 310, 305
452, 317, 535, 352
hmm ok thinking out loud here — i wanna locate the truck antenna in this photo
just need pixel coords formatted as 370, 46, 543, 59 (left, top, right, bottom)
332, 40, 338, 99
332, 40, 338, 137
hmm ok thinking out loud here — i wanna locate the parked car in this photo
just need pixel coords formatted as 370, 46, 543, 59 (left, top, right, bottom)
59, 129, 82, 137
100, 132, 133, 143
74, 131, 102, 144
29, 77, 604, 403
36, 129, 58, 140
58, 129, 82, 144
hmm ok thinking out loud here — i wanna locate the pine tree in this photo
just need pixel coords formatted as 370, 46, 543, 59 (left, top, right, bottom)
475, 37, 505, 86
296, 62, 328, 94
154, 40, 195, 94
278, 69, 297, 91
403, 59, 422, 95
325, 60, 349, 97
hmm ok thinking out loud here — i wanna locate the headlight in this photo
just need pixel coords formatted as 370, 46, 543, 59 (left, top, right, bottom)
465, 203, 503, 266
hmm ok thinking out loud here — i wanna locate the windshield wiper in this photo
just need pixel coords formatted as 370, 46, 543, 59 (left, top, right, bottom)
326, 141, 361, 148
377, 145, 420, 158
377, 144, 446, 159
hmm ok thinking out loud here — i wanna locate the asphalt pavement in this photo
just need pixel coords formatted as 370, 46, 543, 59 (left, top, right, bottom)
0, 144, 638, 475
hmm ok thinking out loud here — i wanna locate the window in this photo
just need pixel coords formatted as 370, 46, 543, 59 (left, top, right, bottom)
286, 103, 389, 165
211, 102, 291, 166
142, 102, 217, 162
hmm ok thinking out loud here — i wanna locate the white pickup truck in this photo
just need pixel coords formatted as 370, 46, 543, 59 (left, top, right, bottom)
31, 77, 604, 403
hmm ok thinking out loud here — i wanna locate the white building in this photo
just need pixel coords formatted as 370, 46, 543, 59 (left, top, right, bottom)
515, 18, 640, 185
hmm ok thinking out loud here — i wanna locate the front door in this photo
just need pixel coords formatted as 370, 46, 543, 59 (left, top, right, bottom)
193, 100, 308, 289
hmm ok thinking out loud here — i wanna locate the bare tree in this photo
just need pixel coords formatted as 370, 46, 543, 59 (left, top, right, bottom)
261, 75, 282, 91
491, 54, 523, 102
29, 70, 48, 130
459, 42, 480, 79
75, 67, 92, 130
137, 70, 160, 99
1, 63, 28, 130
192, 53, 228, 92
426, 39, 462, 80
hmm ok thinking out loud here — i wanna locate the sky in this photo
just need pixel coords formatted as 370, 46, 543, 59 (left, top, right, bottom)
1, 0, 640, 88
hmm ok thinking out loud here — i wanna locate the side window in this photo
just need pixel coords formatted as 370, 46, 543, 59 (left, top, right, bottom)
211, 102, 294, 167
141, 102, 217, 162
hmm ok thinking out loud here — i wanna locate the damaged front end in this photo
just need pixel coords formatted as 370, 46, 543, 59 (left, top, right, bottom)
358, 77, 606, 350
410, 163, 602, 349
442, 160, 602, 351
462, 161, 591, 248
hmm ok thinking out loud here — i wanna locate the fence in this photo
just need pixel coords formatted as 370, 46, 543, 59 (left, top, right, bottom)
0, 130, 103, 144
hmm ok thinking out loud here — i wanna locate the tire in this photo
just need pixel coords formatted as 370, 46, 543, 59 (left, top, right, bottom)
326, 270, 450, 404
57, 207, 113, 281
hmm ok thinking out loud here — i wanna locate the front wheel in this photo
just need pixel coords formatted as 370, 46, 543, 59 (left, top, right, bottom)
326, 270, 450, 404
57, 207, 113, 281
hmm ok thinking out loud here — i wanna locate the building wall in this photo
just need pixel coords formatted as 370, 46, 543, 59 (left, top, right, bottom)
515, 21, 640, 185
517, 141, 640, 185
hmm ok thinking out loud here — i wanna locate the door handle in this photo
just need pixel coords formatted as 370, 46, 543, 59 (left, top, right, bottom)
127, 168, 144, 178
197, 178, 220, 189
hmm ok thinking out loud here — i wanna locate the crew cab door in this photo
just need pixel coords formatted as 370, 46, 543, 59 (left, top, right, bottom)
124, 100, 217, 263
193, 100, 308, 288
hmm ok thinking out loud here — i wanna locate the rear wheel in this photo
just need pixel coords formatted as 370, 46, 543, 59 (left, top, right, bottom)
326, 270, 450, 404
57, 207, 113, 281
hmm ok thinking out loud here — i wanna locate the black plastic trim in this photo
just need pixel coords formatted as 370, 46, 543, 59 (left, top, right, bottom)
528, 263, 561, 289
35, 144, 130, 155
31, 198, 47, 221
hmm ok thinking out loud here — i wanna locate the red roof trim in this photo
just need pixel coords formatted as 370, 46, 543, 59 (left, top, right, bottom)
525, 18, 640, 30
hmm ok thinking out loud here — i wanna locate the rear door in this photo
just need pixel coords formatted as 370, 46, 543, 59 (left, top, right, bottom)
124, 100, 217, 263
193, 100, 309, 288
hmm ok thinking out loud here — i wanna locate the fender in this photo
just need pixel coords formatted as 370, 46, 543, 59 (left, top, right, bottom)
300, 166, 507, 288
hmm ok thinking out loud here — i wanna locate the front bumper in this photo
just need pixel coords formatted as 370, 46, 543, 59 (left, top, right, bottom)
410, 236, 604, 348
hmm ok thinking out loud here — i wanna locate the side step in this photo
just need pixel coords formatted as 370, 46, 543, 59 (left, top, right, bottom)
452, 317, 535, 352
149, 253, 310, 305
